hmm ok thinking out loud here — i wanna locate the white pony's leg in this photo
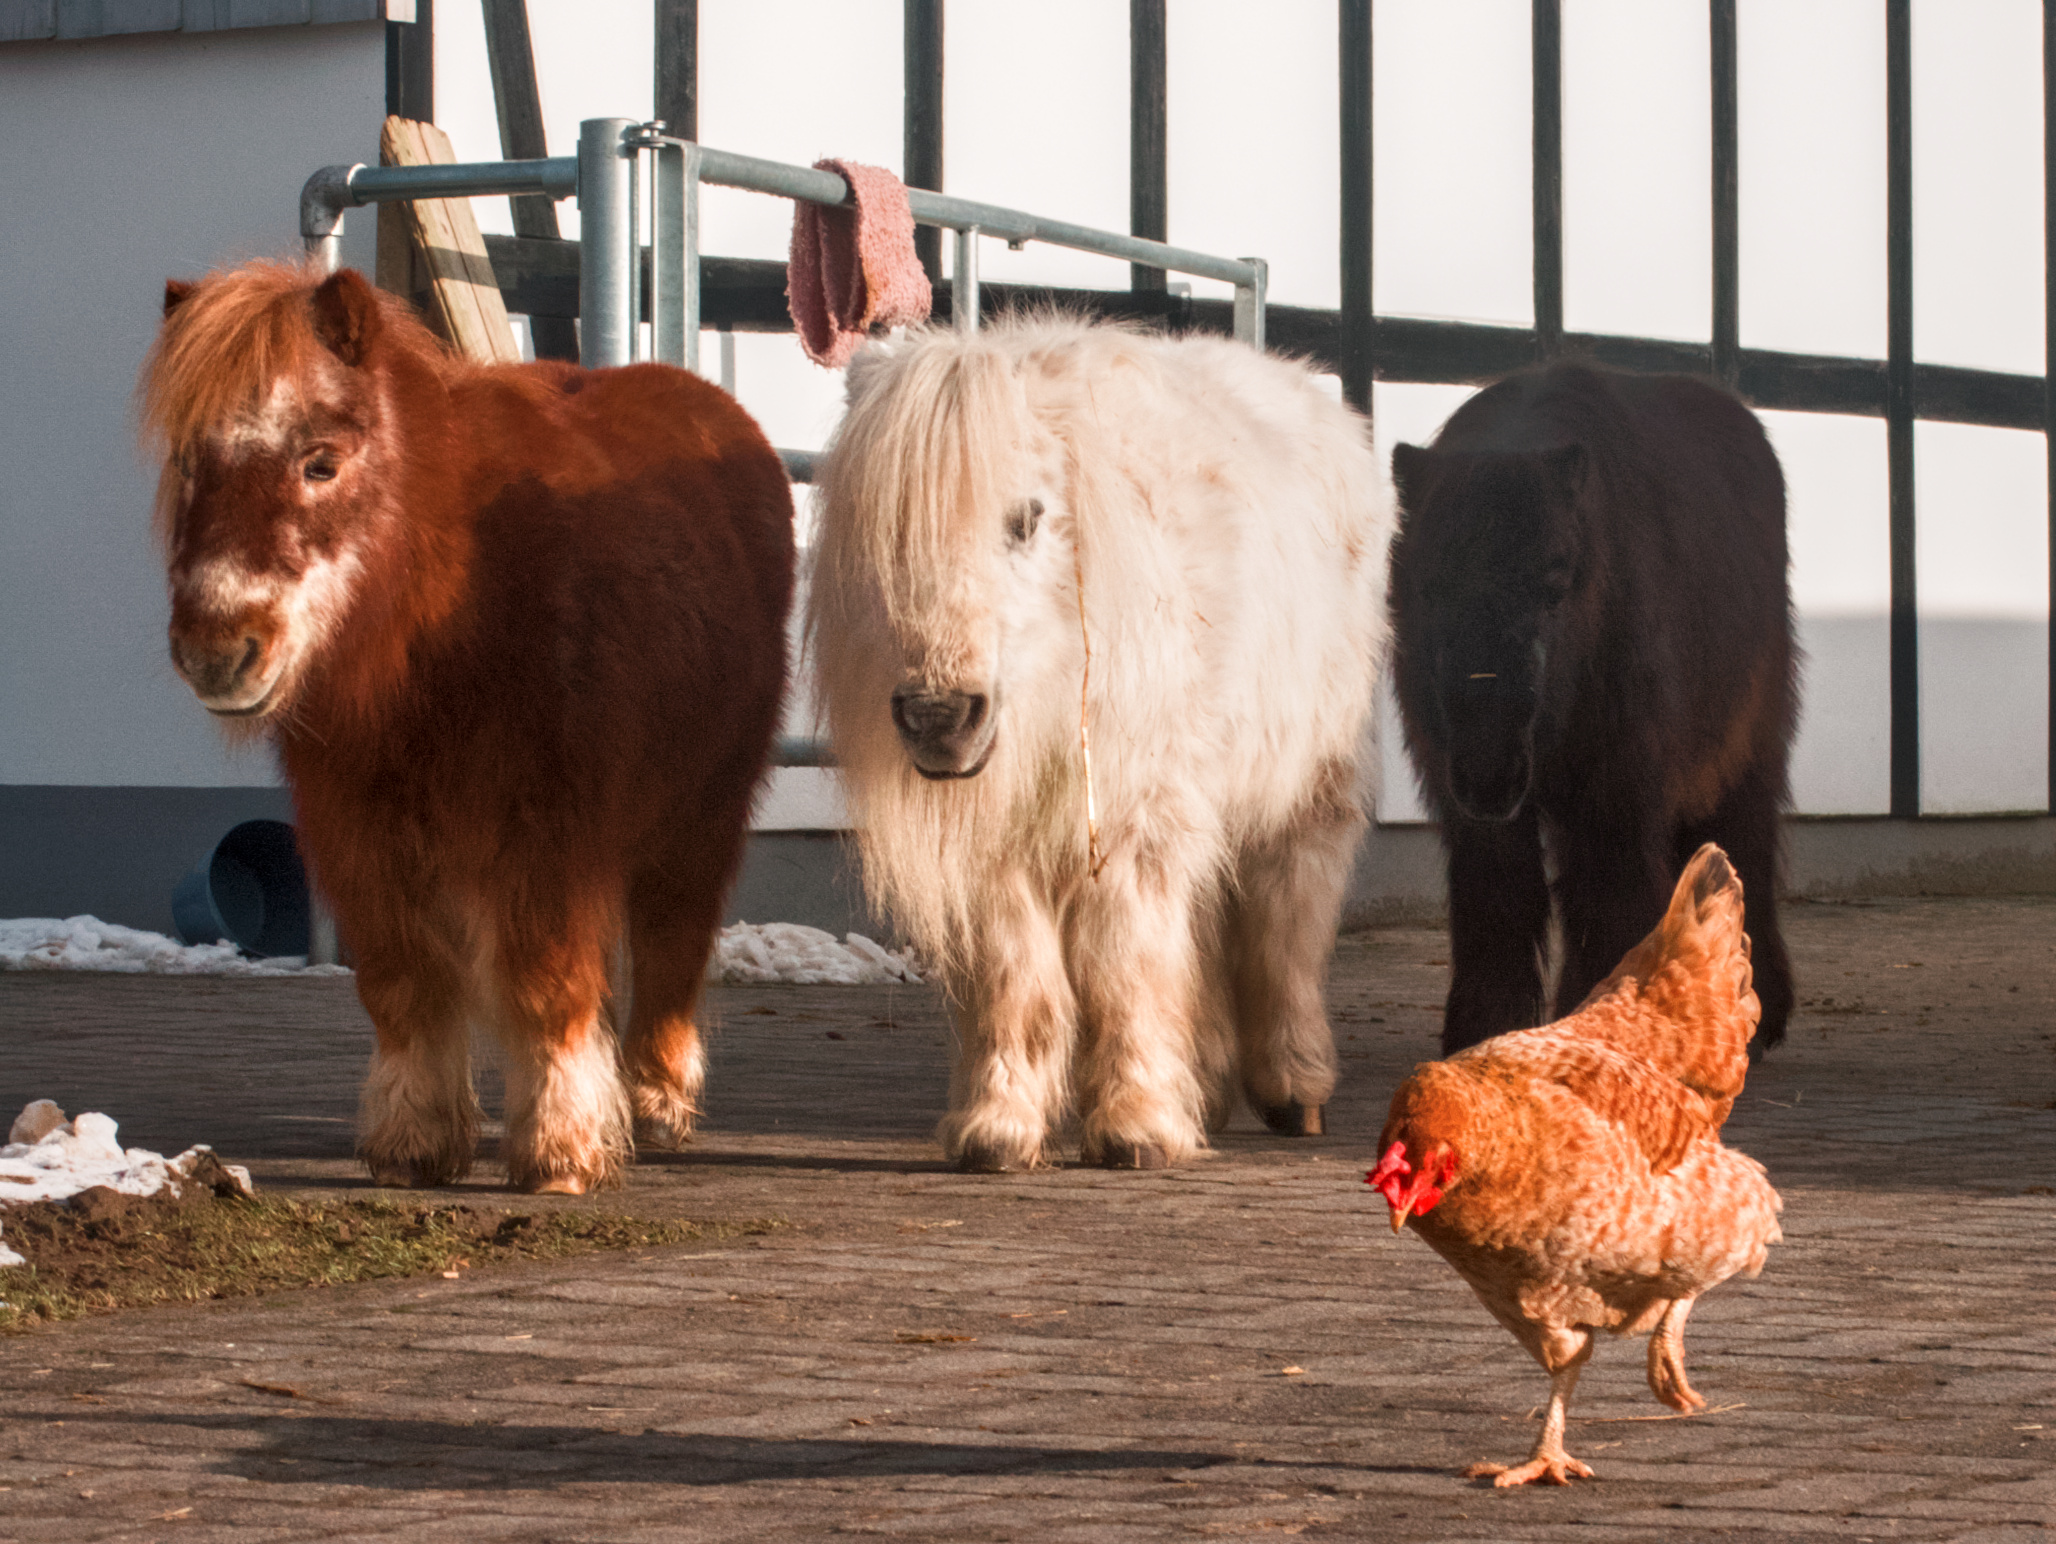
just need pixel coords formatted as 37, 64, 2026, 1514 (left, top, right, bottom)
1191, 897, 1242, 1133
938, 874, 1076, 1172
1231, 764, 1364, 1134
1067, 846, 1210, 1168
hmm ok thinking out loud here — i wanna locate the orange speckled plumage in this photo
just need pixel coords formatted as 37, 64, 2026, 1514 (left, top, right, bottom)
1375, 844, 1782, 1486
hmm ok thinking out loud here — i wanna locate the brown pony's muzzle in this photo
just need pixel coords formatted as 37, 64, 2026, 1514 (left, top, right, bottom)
169, 612, 283, 716
891, 685, 997, 779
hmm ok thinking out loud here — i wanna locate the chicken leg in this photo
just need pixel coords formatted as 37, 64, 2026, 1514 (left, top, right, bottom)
1466, 1329, 1597, 1487
1646, 1296, 1707, 1412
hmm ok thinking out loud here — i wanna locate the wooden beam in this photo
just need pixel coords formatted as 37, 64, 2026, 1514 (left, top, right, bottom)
904, 0, 945, 285
1532, 0, 1563, 358
384, 0, 431, 120
1130, 0, 1167, 293
2045, 0, 2056, 812
1887, 0, 1918, 818
1339, 0, 1373, 413
1711, 0, 1739, 387
481, 0, 576, 360
655, 0, 698, 142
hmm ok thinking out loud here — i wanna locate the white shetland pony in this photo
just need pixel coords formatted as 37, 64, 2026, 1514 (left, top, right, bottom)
809, 317, 1391, 1171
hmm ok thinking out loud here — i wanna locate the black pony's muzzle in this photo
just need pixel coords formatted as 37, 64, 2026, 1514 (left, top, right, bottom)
1442, 681, 1537, 822
891, 686, 997, 779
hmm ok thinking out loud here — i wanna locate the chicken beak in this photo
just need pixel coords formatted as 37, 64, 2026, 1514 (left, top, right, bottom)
1390, 1199, 1414, 1233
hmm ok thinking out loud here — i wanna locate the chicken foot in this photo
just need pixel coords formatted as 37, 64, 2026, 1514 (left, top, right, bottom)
1466, 1333, 1597, 1487
1646, 1296, 1707, 1412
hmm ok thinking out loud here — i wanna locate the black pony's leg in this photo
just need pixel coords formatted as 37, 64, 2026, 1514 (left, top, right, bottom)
1551, 818, 1672, 1020
1440, 810, 1551, 1054
1679, 763, 1793, 1055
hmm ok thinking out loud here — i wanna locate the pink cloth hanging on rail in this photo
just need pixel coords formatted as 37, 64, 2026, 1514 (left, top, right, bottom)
786, 158, 933, 368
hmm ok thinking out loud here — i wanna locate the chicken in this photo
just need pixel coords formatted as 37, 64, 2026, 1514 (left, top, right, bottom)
1369, 843, 1781, 1486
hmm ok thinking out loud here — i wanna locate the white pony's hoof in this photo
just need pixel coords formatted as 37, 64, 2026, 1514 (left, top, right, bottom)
1256, 1101, 1325, 1136
1082, 1138, 1171, 1170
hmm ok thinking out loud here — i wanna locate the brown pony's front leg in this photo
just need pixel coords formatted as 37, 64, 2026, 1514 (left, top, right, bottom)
490, 909, 631, 1195
353, 942, 481, 1189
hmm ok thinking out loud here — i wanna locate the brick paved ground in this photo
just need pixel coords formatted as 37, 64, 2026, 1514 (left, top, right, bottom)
1, 896, 2052, 1542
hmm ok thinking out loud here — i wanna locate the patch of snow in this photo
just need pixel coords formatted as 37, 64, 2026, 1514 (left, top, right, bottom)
0, 1102, 255, 1269
1, 916, 919, 986
712, 923, 922, 986
0, 916, 347, 977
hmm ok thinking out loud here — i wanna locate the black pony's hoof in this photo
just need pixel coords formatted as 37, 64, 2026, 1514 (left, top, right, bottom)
1087, 1140, 1170, 1171
1257, 1102, 1325, 1137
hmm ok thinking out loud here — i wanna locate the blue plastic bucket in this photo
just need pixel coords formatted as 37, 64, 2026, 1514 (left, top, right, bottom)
171, 819, 312, 958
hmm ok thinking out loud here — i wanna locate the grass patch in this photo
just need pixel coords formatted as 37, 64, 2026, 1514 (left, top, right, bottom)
0, 1191, 781, 1333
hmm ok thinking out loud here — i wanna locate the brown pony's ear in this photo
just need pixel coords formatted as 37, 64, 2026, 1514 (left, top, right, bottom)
309, 268, 383, 367
162, 279, 196, 318
1390, 442, 1440, 515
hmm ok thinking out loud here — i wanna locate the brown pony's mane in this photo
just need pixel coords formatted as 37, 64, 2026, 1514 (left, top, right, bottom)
139, 258, 446, 459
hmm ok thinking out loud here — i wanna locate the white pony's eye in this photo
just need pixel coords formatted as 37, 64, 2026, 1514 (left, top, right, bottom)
1005, 498, 1044, 546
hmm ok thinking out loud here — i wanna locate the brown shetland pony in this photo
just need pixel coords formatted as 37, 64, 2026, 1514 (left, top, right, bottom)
141, 262, 794, 1194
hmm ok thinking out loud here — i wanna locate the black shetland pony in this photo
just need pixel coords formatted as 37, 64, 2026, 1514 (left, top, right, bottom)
1388, 361, 1796, 1056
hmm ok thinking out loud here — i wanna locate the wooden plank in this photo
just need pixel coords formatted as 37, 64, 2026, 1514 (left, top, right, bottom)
379, 116, 522, 365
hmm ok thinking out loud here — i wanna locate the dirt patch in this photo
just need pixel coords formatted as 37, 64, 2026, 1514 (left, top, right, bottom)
1, 1185, 781, 1332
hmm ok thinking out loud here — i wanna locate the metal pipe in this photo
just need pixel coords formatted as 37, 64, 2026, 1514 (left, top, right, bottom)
349, 157, 577, 202
689, 144, 1259, 289
953, 225, 980, 333
578, 118, 638, 368
300, 157, 575, 269
300, 163, 360, 273
646, 135, 702, 370
1233, 257, 1268, 350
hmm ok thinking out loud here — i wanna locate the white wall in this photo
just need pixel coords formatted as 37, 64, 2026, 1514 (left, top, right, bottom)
0, 23, 382, 788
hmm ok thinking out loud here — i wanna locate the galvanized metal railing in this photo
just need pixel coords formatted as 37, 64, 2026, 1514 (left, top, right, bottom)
300, 117, 1268, 771
300, 115, 1269, 379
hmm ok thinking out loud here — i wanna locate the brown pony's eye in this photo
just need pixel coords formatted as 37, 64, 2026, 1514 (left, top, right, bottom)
303, 453, 339, 484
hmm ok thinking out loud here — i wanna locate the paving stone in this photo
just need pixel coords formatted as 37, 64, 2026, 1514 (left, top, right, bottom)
3, 898, 2055, 1539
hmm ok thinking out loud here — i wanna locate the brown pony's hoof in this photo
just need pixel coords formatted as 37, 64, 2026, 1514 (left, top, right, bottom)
360, 1153, 472, 1190
525, 1175, 589, 1196
1087, 1140, 1170, 1171
632, 1115, 694, 1152
1257, 1102, 1325, 1137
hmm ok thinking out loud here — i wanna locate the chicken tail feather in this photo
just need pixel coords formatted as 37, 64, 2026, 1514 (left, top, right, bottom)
1571, 843, 1759, 1112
